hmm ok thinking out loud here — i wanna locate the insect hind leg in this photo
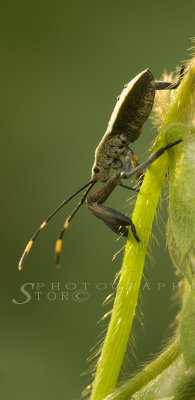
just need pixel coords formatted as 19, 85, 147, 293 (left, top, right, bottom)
154, 64, 185, 90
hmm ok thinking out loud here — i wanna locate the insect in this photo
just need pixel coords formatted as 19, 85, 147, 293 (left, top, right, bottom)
18, 65, 184, 270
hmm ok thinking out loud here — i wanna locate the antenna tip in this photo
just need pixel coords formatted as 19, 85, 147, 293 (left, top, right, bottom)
18, 263, 23, 271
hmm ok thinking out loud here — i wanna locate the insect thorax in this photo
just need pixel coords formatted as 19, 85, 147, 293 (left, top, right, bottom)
91, 131, 134, 182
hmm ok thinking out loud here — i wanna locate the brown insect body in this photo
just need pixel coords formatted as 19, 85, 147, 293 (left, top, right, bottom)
18, 66, 184, 269
92, 69, 155, 182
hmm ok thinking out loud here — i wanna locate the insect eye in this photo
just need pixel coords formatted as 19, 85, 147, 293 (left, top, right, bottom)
93, 166, 100, 173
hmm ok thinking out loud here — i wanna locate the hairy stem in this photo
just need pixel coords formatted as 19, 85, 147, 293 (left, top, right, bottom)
89, 62, 195, 400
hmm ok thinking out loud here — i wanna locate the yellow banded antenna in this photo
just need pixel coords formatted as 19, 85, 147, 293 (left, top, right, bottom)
18, 179, 96, 270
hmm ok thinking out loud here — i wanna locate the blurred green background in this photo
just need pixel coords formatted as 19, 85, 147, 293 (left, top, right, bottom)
0, 1, 194, 399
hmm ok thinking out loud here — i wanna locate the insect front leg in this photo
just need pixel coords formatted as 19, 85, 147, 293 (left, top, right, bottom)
86, 172, 140, 241
110, 153, 139, 191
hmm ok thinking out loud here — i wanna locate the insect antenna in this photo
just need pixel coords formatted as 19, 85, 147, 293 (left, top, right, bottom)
55, 182, 95, 268
18, 179, 96, 270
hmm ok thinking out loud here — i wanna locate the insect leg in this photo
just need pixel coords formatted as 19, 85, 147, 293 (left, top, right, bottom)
121, 139, 182, 180
122, 148, 144, 185
55, 182, 95, 268
118, 149, 138, 191
154, 64, 185, 90
87, 203, 139, 240
87, 173, 140, 241
119, 182, 139, 192
111, 151, 140, 191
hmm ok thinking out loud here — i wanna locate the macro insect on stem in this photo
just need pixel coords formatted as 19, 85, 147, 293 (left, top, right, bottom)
18, 65, 184, 270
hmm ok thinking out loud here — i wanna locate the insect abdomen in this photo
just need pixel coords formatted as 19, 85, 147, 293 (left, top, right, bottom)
106, 69, 155, 143
92, 69, 155, 182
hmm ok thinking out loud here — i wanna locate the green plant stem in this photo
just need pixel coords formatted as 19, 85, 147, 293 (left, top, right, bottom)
105, 339, 181, 400
90, 137, 168, 400
89, 64, 195, 400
